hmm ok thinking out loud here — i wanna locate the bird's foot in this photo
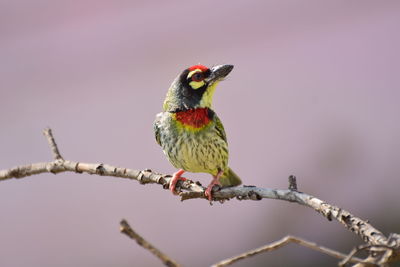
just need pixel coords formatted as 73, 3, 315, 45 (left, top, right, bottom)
169, 169, 187, 195
205, 170, 223, 201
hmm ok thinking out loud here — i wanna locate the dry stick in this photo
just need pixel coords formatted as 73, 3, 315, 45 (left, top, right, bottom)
43, 128, 64, 160
120, 219, 180, 267
339, 245, 373, 267
0, 128, 399, 265
212, 235, 366, 267
339, 244, 395, 267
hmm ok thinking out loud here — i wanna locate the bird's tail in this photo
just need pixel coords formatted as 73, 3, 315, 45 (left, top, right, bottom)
220, 167, 242, 187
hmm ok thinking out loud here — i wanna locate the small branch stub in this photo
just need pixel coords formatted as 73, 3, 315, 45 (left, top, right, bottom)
288, 175, 298, 191
43, 128, 64, 161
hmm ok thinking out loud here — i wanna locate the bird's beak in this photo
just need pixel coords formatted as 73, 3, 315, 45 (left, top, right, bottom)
205, 64, 234, 84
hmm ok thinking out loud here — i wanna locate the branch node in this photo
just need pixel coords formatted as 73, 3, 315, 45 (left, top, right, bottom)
288, 175, 298, 191
248, 190, 262, 201
9, 168, 23, 178
388, 233, 400, 248
326, 211, 333, 221
155, 176, 165, 185
74, 162, 83, 173
96, 164, 106, 175
342, 214, 352, 226
137, 171, 145, 184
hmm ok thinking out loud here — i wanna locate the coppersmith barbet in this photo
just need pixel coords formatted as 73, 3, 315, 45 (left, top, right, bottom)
154, 64, 241, 201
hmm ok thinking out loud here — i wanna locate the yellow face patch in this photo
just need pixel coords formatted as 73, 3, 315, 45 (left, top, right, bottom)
187, 69, 205, 89
189, 80, 205, 89
199, 81, 219, 108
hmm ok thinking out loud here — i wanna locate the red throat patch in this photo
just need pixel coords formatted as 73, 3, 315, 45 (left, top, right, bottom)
174, 108, 211, 128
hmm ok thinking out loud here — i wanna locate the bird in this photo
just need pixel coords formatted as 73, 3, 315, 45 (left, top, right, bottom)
154, 64, 241, 201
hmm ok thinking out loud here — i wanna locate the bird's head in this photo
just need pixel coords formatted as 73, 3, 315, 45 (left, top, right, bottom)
163, 64, 234, 112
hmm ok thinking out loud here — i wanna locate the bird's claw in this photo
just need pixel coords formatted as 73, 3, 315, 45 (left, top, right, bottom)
205, 184, 221, 201
169, 171, 187, 195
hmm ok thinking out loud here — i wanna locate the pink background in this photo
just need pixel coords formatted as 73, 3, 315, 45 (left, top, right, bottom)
1, 1, 400, 266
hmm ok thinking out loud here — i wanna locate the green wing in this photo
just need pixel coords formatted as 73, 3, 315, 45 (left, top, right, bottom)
214, 114, 227, 143
214, 115, 242, 187
153, 113, 162, 146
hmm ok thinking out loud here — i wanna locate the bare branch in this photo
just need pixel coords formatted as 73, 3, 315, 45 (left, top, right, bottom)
0, 158, 390, 249
1, 128, 400, 265
212, 235, 365, 267
181, 186, 392, 250
0, 160, 171, 185
120, 219, 180, 267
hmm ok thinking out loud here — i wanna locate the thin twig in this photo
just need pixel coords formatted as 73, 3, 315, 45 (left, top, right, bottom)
212, 235, 365, 267
378, 249, 393, 266
120, 219, 180, 267
42, 128, 64, 160
340, 245, 370, 267
339, 244, 395, 267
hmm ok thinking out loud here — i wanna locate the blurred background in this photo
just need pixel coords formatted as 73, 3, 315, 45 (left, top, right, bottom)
1, 0, 400, 266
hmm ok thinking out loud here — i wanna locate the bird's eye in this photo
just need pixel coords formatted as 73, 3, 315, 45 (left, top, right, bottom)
191, 72, 204, 82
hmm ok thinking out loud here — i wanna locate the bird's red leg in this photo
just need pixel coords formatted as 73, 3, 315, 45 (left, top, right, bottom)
205, 170, 223, 201
169, 169, 187, 195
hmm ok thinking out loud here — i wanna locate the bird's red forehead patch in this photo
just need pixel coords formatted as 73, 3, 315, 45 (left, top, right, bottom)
189, 64, 209, 72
